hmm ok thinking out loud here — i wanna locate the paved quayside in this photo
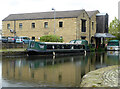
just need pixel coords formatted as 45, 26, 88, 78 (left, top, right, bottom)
80, 65, 120, 87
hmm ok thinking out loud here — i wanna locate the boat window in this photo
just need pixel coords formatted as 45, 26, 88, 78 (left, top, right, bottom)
75, 41, 82, 44
39, 44, 44, 49
108, 42, 119, 46
64, 45, 71, 49
30, 42, 35, 48
47, 45, 53, 49
74, 45, 80, 49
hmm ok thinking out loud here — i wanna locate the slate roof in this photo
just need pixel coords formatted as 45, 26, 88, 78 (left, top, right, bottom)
87, 10, 99, 18
3, 9, 85, 21
3, 9, 99, 21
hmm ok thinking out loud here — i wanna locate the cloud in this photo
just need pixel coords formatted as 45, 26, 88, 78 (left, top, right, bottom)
0, 0, 119, 29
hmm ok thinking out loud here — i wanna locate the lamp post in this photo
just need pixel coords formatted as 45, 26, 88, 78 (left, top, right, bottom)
52, 8, 56, 35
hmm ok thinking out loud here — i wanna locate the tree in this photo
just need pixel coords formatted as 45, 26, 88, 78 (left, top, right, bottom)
109, 17, 120, 40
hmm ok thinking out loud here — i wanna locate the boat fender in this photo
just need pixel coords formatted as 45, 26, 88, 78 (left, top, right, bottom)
53, 52, 55, 56
84, 50, 86, 56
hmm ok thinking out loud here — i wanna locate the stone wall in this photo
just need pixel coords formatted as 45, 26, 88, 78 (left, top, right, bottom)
2, 11, 97, 43
2, 43, 28, 49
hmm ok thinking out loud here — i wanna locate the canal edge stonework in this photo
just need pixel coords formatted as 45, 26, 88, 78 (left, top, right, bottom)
80, 65, 120, 87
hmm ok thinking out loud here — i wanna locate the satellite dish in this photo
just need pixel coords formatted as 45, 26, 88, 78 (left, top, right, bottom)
10, 29, 14, 33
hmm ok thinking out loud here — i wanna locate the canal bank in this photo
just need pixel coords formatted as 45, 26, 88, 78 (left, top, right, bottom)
0, 48, 27, 56
80, 65, 120, 87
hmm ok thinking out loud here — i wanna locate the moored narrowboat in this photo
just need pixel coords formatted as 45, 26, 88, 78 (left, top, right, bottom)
69, 39, 89, 51
107, 40, 120, 51
27, 41, 85, 55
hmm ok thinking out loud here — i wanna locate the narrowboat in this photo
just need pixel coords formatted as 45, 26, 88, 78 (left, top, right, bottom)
27, 41, 85, 55
107, 40, 120, 51
69, 40, 89, 51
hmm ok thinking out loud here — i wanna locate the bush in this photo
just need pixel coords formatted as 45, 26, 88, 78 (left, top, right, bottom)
88, 44, 95, 52
40, 35, 63, 42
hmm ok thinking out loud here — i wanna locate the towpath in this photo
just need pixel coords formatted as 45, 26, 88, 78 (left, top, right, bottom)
80, 65, 120, 87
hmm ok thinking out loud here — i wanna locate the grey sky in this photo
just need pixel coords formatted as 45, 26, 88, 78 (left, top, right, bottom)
0, 0, 119, 29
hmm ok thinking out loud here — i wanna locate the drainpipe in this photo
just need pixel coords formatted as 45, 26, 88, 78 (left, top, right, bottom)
89, 18, 91, 44
14, 20, 16, 37
76, 18, 78, 40
76, 20, 78, 40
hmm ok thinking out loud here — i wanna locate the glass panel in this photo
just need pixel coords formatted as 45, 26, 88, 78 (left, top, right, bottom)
44, 22, 48, 28
19, 23, 22, 29
32, 23, 35, 28
59, 22, 63, 27
108, 42, 119, 46
7, 24, 10, 29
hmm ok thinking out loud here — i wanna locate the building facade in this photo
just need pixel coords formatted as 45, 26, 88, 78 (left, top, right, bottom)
2, 9, 99, 43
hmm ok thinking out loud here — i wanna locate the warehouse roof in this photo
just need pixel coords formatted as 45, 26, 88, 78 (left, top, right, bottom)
3, 9, 85, 21
87, 10, 99, 18
3, 9, 99, 21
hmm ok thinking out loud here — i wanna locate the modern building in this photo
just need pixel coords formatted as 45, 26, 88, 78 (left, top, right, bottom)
2, 9, 110, 47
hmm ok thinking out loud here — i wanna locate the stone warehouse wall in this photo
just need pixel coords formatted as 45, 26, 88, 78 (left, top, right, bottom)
2, 43, 28, 49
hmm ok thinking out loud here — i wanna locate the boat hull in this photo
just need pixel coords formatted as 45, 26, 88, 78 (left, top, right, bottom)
27, 48, 85, 56
27, 41, 85, 56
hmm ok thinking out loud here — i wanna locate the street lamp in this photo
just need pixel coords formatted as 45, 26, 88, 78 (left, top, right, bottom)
52, 8, 56, 35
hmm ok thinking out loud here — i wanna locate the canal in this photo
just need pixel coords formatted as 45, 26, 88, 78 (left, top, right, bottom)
1, 51, 120, 87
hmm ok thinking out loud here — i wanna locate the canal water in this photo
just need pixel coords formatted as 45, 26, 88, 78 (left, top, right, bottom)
1, 51, 120, 87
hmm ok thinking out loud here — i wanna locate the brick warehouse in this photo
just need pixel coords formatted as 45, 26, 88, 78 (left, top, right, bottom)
2, 9, 101, 45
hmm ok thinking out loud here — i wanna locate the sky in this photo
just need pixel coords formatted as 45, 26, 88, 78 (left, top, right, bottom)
0, 0, 120, 29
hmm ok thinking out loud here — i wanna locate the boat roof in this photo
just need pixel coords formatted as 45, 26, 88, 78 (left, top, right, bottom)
108, 40, 119, 42
70, 39, 88, 41
36, 41, 82, 45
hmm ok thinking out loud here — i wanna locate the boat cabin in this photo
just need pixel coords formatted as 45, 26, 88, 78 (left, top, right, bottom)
69, 40, 88, 50
107, 40, 120, 51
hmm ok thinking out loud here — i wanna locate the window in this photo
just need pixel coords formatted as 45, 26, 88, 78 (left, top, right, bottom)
92, 22, 94, 30
32, 36, 35, 40
59, 22, 63, 27
44, 22, 48, 28
81, 36, 86, 40
7, 24, 10, 29
19, 23, 22, 29
32, 23, 35, 28
81, 19, 86, 32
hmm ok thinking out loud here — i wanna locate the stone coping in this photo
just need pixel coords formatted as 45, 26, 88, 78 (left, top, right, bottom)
80, 65, 120, 87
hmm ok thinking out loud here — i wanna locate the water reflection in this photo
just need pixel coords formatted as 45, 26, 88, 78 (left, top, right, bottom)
2, 52, 119, 87
0, 57, 2, 88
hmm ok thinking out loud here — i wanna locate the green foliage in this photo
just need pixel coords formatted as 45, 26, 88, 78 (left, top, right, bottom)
96, 47, 106, 52
40, 35, 63, 42
109, 17, 120, 40
88, 44, 95, 52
